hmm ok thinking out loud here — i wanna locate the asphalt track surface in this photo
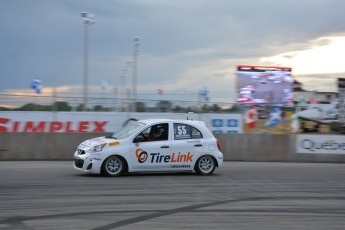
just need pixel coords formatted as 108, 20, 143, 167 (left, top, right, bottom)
0, 161, 344, 230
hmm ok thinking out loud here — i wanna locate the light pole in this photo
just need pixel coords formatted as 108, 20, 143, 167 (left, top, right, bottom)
81, 12, 95, 111
132, 37, 140, 112
120, 69, 127, 112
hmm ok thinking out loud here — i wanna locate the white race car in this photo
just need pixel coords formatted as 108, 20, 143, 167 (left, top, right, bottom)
73, 119, 223, 176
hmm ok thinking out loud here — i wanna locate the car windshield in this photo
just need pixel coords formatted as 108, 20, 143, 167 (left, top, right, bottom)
111, 121, 146, 139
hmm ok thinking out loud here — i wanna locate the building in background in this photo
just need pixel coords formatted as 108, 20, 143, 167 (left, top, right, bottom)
293, 80, 338, 104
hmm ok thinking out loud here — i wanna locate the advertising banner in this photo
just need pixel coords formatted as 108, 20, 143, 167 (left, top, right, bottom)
296, 135, 345, 154
202, 113, 242, 134
0, 112, 243, 133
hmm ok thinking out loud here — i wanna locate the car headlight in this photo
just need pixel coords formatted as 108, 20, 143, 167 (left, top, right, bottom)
86, 143, 107, 153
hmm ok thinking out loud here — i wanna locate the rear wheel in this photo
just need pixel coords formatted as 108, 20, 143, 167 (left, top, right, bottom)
195, 155, 216, 176
101, 156, 125, 176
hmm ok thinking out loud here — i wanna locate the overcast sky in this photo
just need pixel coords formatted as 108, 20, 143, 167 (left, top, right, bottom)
1, 0, 345, 107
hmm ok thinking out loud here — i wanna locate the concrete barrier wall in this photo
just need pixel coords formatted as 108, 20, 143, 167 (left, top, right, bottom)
0, 133, 103, 160
216, 134, 345, 163
1, 133, 345, 163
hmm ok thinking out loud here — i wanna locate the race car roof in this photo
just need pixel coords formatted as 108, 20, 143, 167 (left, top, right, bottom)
138, 118, 206, 126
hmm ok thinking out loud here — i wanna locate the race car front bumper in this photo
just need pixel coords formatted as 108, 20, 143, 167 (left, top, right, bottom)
73, 151, 102, 174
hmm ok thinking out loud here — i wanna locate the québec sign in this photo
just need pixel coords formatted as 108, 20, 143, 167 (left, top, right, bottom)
0, 118, 108, 133
296, 135, 345, 154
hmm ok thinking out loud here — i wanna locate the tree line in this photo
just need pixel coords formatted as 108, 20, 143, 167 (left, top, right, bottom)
0, 100, 241, 113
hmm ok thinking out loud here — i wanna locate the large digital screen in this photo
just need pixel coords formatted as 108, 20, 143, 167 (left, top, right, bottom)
236, 65, 294, 105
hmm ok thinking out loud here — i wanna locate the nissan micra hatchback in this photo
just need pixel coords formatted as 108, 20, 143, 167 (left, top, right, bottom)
73, 119, 223, 176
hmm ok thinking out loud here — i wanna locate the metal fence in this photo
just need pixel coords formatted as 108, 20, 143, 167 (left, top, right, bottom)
0, 90, 241, 112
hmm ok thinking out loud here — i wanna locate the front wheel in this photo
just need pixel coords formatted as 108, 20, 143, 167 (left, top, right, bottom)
195, 155, 216, 176
101, 156, 125, 176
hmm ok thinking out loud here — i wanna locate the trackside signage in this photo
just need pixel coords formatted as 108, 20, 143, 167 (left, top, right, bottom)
0, 111, 243, 133
0, 118, 107, 132
296, 135, 345, 154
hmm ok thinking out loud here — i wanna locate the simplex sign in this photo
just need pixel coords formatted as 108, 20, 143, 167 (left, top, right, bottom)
0, 118, 108, 132
296, 135, 345, 154
0, 111, 242, 133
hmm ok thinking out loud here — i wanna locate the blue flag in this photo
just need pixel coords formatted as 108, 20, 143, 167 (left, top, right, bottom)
201, 87, 209, 101
265, 107, 282, 127
31, 78, 42, 94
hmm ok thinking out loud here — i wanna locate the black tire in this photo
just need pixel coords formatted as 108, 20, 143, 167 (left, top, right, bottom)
195, 155, 216, 176
101, 156, 126, 177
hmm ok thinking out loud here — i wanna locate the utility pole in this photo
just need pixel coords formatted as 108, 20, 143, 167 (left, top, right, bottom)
132, 37, 140, 112
81, 12, 95, 111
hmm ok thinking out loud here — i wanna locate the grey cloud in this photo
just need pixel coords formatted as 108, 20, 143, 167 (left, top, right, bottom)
1, 0, 345, 96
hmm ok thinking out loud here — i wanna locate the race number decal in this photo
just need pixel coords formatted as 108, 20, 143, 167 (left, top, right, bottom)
174, 124, 191, 139
177, 125, 187, 135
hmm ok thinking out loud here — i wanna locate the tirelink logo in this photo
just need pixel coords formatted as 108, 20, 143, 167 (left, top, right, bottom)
135, 149, 193, 163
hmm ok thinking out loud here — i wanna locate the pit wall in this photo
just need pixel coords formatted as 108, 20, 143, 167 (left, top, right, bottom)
1, 133, 344, 163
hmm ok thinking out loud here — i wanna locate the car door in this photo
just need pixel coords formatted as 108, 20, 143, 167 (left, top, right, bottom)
170, 123, 205, 170
130, 123, 171, 171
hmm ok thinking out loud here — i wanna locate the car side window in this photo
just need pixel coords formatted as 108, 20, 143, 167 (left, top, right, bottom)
137, 123, 169, 142
173, 123, 203, 140
191, 126, 203, 139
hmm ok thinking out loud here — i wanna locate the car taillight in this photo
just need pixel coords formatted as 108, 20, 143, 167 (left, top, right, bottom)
216, 139, 221, 151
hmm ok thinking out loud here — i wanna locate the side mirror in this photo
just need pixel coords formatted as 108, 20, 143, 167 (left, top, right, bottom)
133, 136, 145, 143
